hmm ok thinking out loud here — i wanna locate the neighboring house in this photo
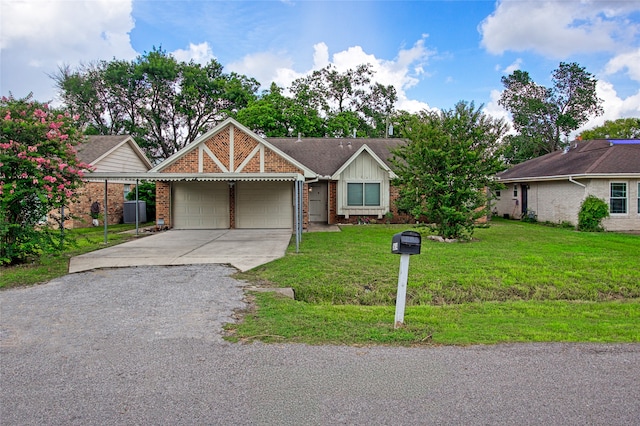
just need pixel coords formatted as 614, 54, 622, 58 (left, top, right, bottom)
147, 118, 410, 231
494, 139, 640, 231
62, 135, 152, 228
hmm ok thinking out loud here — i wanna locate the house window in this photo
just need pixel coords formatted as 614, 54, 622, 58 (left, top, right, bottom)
637, 183, 640, 214
495, 190, 501, 198
124, 184, 131, 200
610, 182, 627, 214
347, 182, 381, 206
513, 185, 518, 198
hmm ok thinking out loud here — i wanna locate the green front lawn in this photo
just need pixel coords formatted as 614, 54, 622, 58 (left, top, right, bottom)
228, 219, 640, 345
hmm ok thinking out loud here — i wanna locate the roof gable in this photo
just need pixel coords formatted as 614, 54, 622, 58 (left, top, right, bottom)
498, 139, 640, 181
77, 135, 152, 170
151, 118, 315, 178
330, 144, 397, 180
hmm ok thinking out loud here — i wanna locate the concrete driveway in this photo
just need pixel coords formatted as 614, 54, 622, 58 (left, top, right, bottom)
69, 229, 292, 273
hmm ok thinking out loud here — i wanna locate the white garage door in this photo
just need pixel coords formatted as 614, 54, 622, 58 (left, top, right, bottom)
236, 182, 293, 229
173, 182, 229, 229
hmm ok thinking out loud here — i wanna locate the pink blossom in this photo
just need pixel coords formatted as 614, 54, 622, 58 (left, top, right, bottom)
33, 178, 38, 185
28, 145, 37, 152
4, 112, 10, 120
43, 184, 52, 192
60, 134, 69, 141
57, 184, 65, 190
58, 163, 67, 171
20, 172, 28, 179
44, 175, 56, 183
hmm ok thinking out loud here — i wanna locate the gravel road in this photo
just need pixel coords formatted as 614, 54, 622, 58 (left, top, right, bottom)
1, 265, 639, 425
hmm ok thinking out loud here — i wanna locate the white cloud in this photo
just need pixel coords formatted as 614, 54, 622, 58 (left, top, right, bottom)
604, 48, 640, 82
172, 42, 216, 65
1, 0, 137, 103
577, 80, 640, 134
227, 36, 436, 113
479, 1, 640, 57
502, 58, 523, 74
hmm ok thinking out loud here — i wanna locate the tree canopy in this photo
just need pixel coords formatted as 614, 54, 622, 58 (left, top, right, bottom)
236, 64, 397, 138
391, 101, 507, 240
579, 117, 640, 140
499, 62, 603, 164
1, 95, 90, 265
54, 47, 260, 161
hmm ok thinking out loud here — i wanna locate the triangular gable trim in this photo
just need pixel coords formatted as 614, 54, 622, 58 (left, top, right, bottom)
330, 144, 397, 180
150, 117, 316, 178
92, 136, 153, 170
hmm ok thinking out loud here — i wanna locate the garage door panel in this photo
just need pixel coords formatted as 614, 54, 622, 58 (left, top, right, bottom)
237, 182, 292, 229
173, 182, 229, 229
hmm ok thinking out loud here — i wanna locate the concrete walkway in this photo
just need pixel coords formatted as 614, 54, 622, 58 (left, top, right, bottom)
69, 229, 292, 273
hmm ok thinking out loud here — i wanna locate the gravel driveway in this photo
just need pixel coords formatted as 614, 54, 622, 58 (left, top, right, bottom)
1, 265, 639, 425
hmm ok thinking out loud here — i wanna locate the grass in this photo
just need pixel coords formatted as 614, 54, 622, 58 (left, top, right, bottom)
0, 224, 152, 288
227, 219, 640, 345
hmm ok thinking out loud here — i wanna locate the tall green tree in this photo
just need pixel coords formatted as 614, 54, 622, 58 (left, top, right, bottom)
499, 62, 603, 164
54, 47, 259, 161
289, 63, 397, 137
579, 117, 640, 140
1, 95, 90, 265
391, 102, 507, 240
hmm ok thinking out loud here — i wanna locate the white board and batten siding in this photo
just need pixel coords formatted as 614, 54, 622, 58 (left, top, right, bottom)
337, 150, 390, 218
93, 143, 150, 173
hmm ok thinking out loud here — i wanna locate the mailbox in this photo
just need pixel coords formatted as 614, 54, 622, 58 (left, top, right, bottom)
391, 231, 421, 255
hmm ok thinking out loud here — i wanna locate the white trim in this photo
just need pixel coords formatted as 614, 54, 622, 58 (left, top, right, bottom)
498, 173, 640, 183
202, 144, 228, 172
236, 145, 260, 173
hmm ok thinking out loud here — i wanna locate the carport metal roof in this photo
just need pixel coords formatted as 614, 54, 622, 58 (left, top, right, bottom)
85, 172, 306, 182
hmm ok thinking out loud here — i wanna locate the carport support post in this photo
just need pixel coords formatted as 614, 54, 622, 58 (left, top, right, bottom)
135, 178, 139, 236
394, 254, 410, 329
103, 179, 108, 244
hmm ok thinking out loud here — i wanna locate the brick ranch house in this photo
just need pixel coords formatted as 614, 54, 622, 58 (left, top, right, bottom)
494, 139, 640, 231
89, 118, 412, 232
62, 135, 152, 228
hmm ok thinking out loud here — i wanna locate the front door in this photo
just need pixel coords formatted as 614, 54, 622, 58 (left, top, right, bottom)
309, 181, 328, 222
521, 184, 528, 217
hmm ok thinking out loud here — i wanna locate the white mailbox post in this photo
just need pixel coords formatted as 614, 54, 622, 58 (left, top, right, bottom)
391, 231, 421, 329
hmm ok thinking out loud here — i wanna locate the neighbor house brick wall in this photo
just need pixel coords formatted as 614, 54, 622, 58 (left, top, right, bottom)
66, 181, 126, 228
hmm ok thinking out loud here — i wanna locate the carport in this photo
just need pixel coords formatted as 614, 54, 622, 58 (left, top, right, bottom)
85, 172, 305, 252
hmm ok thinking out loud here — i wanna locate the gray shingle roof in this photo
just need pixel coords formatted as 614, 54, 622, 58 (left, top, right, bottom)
266, 137, 405, 176
497, 139, 640, 181
76, 135, 132, 165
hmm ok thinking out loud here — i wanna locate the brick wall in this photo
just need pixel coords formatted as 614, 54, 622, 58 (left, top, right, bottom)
156, 181, 171, 227
66, 181, 126, 228
162, 149, 198, 173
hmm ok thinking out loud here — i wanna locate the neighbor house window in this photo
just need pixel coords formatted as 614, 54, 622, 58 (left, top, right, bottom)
610, 182, 627, 214
513, 185, 518, 198
347, 182, 381, 206
637, 183, 640, 214
495, 190, 501, 198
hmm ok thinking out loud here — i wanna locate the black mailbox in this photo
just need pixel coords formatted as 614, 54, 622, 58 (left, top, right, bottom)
391, 231, 421, 255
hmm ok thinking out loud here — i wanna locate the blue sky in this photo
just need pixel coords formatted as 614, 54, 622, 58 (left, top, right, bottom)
2, 1, 639, 134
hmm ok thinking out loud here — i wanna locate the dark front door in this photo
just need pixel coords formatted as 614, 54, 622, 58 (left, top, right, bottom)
521, 184, 528, 216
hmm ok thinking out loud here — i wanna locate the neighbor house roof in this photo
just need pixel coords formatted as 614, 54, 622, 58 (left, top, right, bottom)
267, 137, 405, 177
497, 139, 640, 182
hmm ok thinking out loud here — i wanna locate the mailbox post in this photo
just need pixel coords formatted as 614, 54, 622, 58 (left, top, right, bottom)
391, 231, 421, 329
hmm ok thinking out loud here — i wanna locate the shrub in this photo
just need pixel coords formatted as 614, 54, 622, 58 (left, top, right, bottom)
578, 195, 609, 232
